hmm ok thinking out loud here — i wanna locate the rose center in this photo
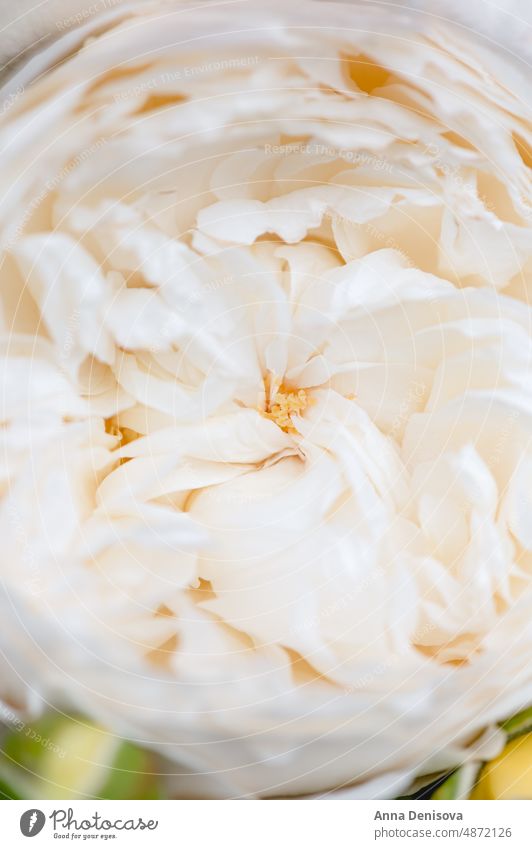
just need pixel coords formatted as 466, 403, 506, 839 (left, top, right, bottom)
263, 382, 313, 434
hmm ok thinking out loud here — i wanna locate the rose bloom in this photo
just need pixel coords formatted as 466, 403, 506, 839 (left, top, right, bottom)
0, 0, 531, 799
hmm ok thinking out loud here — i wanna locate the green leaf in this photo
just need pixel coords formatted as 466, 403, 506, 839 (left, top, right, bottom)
0, 759, 37, 799
432, 763, 479, 800
0, 774, 22, 800
1, 714, 162, 800
396, 771, 450, 800
501, 706, 532, 740
3, 713, 64, 775
98, 741, 161, 799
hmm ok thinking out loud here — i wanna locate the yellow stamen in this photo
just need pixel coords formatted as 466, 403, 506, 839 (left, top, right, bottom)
104, 415, 122, 439
104, 416, 139, 464
263, 383, 314, 434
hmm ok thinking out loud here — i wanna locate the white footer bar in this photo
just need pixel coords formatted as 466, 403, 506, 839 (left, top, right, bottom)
2, 799, 532, 849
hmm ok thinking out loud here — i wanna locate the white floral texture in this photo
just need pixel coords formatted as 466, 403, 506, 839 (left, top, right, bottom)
0, 0, 531, 798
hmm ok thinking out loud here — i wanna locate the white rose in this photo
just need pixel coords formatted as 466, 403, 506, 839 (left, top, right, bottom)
0, 0, 530, 798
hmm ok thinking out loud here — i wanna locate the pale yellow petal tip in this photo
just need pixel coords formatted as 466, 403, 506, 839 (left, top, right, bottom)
471, 734, 532, 800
